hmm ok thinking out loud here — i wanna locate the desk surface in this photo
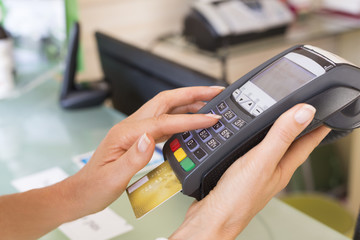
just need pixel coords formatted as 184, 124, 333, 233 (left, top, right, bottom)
0, 73, 350, 240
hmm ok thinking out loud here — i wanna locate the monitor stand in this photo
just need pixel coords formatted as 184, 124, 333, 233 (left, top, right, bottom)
60, 22, 109, 109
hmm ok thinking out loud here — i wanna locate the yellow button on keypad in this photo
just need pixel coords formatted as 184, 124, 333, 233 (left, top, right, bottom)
174, 148, 187, 162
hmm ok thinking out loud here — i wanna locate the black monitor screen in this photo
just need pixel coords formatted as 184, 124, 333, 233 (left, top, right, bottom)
96, 32, 226, 115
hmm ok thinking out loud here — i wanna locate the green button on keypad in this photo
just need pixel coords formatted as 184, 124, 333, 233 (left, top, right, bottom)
180, 157, 196, 172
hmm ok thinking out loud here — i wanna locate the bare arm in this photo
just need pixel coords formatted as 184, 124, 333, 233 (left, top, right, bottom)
0, 179, 79, 239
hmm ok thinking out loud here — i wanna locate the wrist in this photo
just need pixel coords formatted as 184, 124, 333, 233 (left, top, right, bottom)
49, 173, 90, 223
170, 212, 224, 240
170, 200, 246, 240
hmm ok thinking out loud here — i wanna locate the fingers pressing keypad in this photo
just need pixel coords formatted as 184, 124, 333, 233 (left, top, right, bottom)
172, 100, 247, 173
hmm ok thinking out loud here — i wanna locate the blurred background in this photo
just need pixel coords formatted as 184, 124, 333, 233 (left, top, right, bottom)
2, 0, 66, 71
1, 0, 360, 238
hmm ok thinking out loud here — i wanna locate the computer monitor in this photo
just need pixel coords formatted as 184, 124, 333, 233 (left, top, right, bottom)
96, 32, 227, 115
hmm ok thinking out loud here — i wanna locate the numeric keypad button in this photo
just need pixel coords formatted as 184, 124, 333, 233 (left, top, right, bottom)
186, 138, 199, 152
212, 121, 224, 133
198, 129, 211, 141
206, 138, 220, 150
182, 131, 192, 141
223, 109, 236, 122
217, 102, 228, 113
232, 118, 246, 130
219, 128, 233, 140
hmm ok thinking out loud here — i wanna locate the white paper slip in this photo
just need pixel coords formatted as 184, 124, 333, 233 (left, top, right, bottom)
11, 167, 69, 192
59, 208, 133, 240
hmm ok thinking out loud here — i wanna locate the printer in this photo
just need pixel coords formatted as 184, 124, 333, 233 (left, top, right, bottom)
183, 0, 294, 51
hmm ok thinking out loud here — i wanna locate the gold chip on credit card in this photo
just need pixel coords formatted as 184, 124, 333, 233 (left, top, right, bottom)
126, 161, 182, 219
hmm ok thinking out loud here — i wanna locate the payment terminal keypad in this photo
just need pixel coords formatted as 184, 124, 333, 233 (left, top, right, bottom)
168, 97, 249, 173
223, 110, 236, 122
217, 102, 228, 113
232, 118, 246, 129
212, 121, 224, 132
182, 131, 192, 141
198, 129, 211, 141
186, 138, 198, 151
206, 138, 220, 150
194, 148, 207, 160
219, 128, 233, 140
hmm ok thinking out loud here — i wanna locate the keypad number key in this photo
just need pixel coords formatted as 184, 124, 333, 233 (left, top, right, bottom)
233, 118, 246, 130
206, 138, 220, 150
219, 128, 233, 140
223, 109, 236, 122
212, 121, 224, 133
198, 129, 211, 141
217, 101, 228, 113
186, 138, 199, 152
182, 131, 192, 141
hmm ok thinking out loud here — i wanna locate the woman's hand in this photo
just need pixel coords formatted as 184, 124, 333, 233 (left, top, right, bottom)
170, 104, 331, 240
61, 86, 225, 220
0, 86, 226, 240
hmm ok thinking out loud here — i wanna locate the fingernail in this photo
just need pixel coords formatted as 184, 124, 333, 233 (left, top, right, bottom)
138, 133, 151, 153
210, 86, 226, 91
205, 113, 222, 120
294, 105, 316, 124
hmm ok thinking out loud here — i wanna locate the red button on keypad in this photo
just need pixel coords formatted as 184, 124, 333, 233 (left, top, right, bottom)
170, 139, 181, 152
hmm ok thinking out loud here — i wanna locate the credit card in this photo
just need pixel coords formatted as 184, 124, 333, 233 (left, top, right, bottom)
126, 161, 182, 219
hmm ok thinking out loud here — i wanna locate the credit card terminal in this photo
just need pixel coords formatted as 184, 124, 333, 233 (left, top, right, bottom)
163, 45, 360, 200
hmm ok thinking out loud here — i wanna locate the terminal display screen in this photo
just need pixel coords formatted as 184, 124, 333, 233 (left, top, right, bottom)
251, 57, 316, 101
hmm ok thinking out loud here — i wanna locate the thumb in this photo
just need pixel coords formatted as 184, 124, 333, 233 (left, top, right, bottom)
249, 104, 316, 170
116, 133, 155, 180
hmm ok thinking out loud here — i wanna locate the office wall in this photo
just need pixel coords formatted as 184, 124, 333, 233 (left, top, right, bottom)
77, 0, 190, 81
77, 1, 360, 83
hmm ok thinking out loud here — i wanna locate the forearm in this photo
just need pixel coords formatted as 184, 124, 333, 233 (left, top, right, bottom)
0, 177, 82, 240
170, 216, 241, 240
169, 201, 248, 240
170, 216, 226, 240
